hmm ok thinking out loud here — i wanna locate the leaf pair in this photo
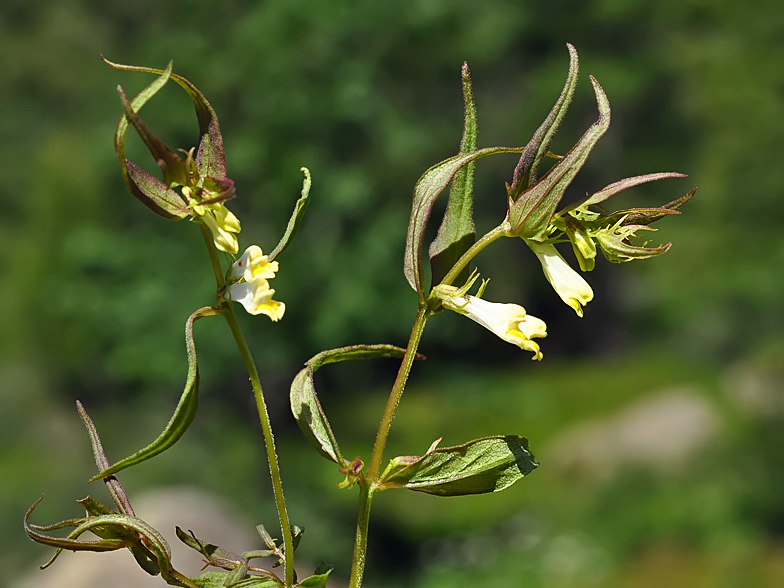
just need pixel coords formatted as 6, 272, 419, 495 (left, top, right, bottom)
291, 346, 538, 497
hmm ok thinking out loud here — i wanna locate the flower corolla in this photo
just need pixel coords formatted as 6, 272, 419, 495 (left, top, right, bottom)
434, 286, 547, 360
187, 189, 241, 255
526, 241, 593, 317
226, 246, 285, 321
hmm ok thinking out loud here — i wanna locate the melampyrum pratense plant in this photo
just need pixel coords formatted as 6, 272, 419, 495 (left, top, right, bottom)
25, 45, 694, 588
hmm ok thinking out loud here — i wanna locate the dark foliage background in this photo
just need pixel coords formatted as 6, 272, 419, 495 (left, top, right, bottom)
3, 1, 784, 586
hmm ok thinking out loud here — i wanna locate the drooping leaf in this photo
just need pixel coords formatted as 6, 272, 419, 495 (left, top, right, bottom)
379, 435, 537, 496
90, 307, 220, 481
269, 168, 312, 262
291, 345, 410, 465
429, 63, 478, 287
404, 146, 524, 298
103, 57, 227, 180
508, 44, 579, 198
297, 562, 334, 588
508, 76, 611, 239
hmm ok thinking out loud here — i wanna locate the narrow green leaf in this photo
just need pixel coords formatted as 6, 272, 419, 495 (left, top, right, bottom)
76, 401, 135, 516
429, 63, 478, 287
404, 146, 524, 297
269, 168, 312, 262
509, 43, 579, 197
581, 172, 686, 208
509, 76, 611, 239
291, 345, 410, 465
103, 57, 227, 180
75, 496, 116, 517
297, 562, 333, 588
90, 307, 220, 481
609, 188, 696, 226
176, 527, 242, 565
379, 435, 537, 496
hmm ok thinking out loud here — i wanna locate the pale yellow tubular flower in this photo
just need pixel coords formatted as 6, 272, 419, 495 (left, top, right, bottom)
526, 240, 594, 317
191, 200, 241, 255
229, 245, 279, 282
227, 276, 286, 321
436, 286, 547, 360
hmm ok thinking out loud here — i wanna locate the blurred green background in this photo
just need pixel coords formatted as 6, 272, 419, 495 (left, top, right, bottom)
3, 0, 784, 586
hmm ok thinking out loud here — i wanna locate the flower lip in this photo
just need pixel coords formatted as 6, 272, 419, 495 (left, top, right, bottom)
227, 276, 285, 321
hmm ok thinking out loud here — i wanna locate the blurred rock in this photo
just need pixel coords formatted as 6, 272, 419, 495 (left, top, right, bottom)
723, 363, 784, 417
15, 487, 259, 588
547, 388, 722, 481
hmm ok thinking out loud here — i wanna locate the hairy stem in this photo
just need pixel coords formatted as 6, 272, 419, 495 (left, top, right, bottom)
199, 223, 295, 587
349, 306, 430, 588
224, 307, 295, 588
437, 222, 508, 288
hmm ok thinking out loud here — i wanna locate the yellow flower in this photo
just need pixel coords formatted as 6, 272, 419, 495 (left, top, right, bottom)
526, 241, 593, 317
227, 276, 285, 321
229, 245, 279, 282
189, 193, 241, 255
226, 246, 285, 320
435, 286, 547, 360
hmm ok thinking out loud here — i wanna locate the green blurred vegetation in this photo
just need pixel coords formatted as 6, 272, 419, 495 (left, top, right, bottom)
2, 0, 784, 586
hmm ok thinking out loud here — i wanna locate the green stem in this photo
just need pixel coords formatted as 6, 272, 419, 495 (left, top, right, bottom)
348, 306, 430, 588
348, 480, 375, 588
224, 307, 296, 588
367, 306, 430, 481
199, 222, 226, 290
438, 222, 508, 288
199, 223, 295, 587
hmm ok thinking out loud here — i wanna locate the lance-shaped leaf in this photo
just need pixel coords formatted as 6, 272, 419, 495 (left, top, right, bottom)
103, 57, 228, 180
77, 401, 135, 516
118, 86, 188, 188
291, 345, 412, 465
429, 63, 478, 288
378, 435, 537, 496
404, 146, 524, 297
298, 562, 334, 588
508, 76, 611, 239
509, 43, 579, 198
600, 187, 696, 227
110, 61, 190, 219
580, 172, 687, 208
269, 168, 312, 262
90, 307, 220, 482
